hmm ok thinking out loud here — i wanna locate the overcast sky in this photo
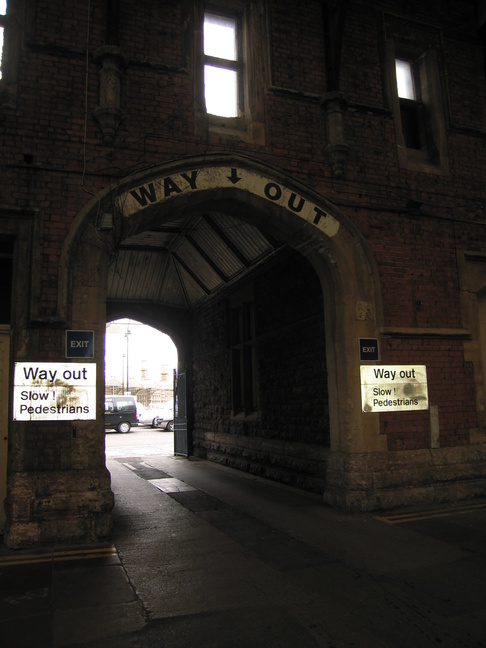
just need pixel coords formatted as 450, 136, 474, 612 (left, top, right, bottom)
105, 319, 177, 385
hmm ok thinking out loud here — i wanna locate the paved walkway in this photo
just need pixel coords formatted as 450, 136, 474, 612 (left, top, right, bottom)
1, 451, 486, 647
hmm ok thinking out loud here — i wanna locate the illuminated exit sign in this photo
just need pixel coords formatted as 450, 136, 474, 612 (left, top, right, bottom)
359, 338, 379, 361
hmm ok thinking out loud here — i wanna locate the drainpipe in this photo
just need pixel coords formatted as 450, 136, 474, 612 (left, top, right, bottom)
321, 1, 350, 178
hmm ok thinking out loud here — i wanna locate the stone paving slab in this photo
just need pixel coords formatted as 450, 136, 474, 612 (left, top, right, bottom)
1, 454, 486, 648
0, 546, 146, 648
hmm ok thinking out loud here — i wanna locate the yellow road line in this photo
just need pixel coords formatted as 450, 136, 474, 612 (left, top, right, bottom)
374, 501, 486, 525
0, 545, 118, 567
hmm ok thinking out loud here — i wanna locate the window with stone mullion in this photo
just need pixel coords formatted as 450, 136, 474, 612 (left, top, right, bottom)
0, 0, 7, 81
203, 10, 242, 118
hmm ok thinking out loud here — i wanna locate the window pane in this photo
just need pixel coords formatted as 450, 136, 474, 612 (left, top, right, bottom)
400, 103, 422, 149
395, 59, 415, 100
204, 13, 237, 61
204, 65, 238, 117
0, 26, 3, 80
0, 1, 6, 81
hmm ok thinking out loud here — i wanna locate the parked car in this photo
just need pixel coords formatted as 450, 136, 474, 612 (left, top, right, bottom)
136, 402, 149, 425
138, 403, 172, 428
154, 403, 174, 431
104, 395, 138, 433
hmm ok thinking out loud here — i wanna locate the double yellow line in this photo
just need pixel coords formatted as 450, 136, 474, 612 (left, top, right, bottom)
0, 544, 118, 566
374, 500, 486, 525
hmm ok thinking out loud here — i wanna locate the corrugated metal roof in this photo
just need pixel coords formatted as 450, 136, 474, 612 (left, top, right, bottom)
107, 210, 281, 309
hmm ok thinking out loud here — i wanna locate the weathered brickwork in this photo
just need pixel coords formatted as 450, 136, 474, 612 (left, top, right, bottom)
354, 211, 464, 329
192, 252, 328, 492
268, 0, 326, 93
2, 0, 486, 546
380, 339, 476, 451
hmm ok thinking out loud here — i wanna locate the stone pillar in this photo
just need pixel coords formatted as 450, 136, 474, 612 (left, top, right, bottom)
321, 91, 350, 179
93, 45, 128, 145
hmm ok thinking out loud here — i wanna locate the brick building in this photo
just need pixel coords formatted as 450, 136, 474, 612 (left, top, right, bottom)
1, 0, 486, 548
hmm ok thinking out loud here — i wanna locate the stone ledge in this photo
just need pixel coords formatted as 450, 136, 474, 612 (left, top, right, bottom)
323, 445, 486, 511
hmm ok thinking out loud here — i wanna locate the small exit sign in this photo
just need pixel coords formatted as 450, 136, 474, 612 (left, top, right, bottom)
66, 330, 94, 358
359, 338, 379, 361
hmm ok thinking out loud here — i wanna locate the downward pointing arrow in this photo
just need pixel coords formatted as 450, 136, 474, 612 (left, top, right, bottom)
227, 168, 242, 184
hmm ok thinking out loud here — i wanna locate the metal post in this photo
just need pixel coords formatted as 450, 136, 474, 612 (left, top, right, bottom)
125, 326, 131, 393
122, 353, 125, 394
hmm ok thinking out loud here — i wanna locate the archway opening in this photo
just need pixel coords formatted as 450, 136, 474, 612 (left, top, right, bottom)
105, 319, 177, 404
104, 192, 332, 492
104, 318, 178, 455
58, 154, 382, 526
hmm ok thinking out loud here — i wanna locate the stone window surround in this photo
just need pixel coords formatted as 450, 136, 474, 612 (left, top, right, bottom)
203, 10, 242, 118
0, 3, 6, 79
194, 0, 266, 145
0, 0, 21, 105
383, 15, 450, 175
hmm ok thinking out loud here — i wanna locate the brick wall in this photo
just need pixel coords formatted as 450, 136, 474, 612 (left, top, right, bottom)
380, 338, 476, 451
2, 0, 486, 535
192, 251, 329, 492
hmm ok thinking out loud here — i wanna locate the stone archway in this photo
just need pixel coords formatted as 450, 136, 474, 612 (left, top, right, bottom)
59, 153, 384, 510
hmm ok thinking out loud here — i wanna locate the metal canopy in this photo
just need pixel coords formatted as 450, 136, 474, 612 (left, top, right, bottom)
106, 210, 282, 309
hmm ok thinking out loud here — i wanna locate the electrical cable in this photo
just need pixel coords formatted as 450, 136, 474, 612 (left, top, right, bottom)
81, 0, 91, 194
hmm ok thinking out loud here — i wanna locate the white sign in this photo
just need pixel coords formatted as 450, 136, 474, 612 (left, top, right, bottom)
360, 365, 428, 413
115, 166, 340, 238
13, 362, 96, 421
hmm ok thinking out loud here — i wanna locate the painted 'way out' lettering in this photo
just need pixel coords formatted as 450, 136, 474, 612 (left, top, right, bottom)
129, 182, 157, 207
164, 177, 182, 197
288, 193, 305, 213
129, 171, 199, 207
262, 181, 330, 221
181, 171, 198, 190
119, 167, 340, 238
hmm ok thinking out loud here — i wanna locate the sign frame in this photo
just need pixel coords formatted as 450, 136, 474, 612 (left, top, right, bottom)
66, 330, 94, 359
360, 364, 429, 413
359, 338, 379, 361
13, 362, 97, 421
